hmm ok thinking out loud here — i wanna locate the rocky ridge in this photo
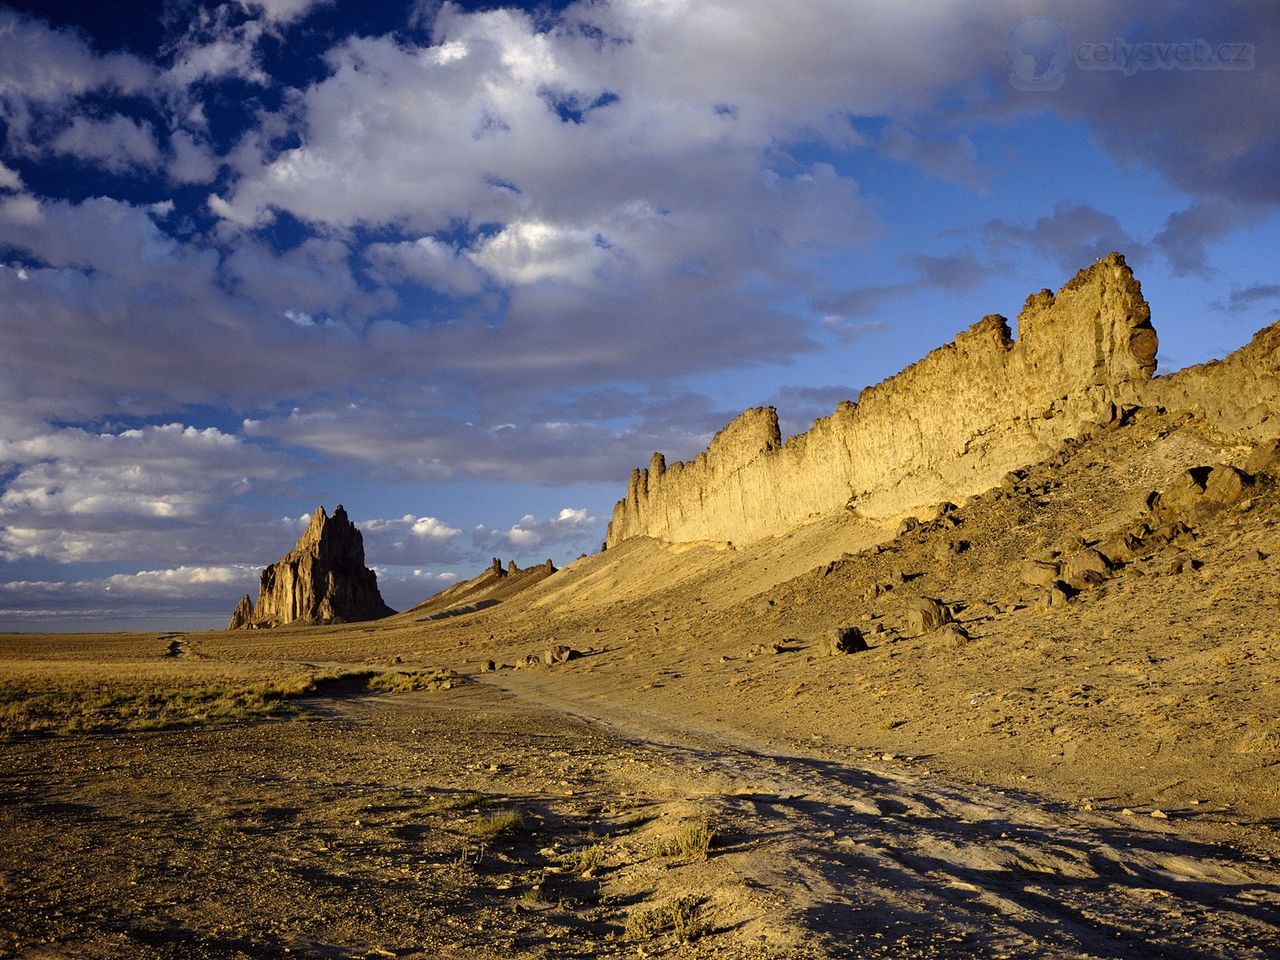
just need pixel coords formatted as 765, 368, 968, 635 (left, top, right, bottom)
606, 253, 1188, 547
410, 556, 558, 621
229, 505, 394, 629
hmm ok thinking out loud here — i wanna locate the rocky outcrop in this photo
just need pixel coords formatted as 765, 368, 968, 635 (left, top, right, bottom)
1146, 321, 1280, 442
410, 557, 557, 621
228, 595, 255, 630
606, 253, 1159, 548
228, 505, 394, 629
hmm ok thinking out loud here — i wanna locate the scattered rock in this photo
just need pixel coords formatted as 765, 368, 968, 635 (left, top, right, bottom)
542, 645, 582, 665
1148, 464, 1256, 524
938, 623, 970, 649
1001, 469, 1026, 492
865, 578, 896, 600
905, 597, 953, 636
896, 516, 920, 537
1063, 548, 1113, 582
1038, 581, 1076, 608
935, 539, 971, 562
965, 601, 998, 619
1020, 559, 1061, 588
1245, 438, 1280, 477
1166, 555, 1203, 576
1145, 520, 1194, 547
821, 627, 868, 656
1097, 533, 1143, 563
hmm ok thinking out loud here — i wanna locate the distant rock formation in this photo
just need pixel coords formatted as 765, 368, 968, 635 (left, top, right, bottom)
411, 556, 557, 621
228, 505, 395, 629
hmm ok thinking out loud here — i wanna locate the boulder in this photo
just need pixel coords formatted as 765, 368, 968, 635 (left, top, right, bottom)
937, 623, 970, 649
905, 597, 953, 636
1205, 464, 1255, 505
896, 516, 920, 537
821, 627, 869, 656
1020, 559, 1061, 588
1062, 548, 1113, 583
1245, 438, 1280, 477
1097, 533, 1142, 563
1148, 464, 1255, 523
1038, 581, 1077, 608
542, 645, 581, 665
228, 505, 394, 629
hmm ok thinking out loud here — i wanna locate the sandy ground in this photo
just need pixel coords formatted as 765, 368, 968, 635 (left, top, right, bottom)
4, 681, 1278, 959
3, 410, 1280, 957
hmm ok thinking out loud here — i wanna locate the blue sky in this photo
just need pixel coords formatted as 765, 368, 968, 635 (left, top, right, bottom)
0, 0, 1276, 630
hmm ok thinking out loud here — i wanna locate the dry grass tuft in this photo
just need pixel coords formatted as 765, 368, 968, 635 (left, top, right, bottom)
572, 841, 609, 873
467, 808, 522, 837
0, 672, 323, 736
0, 664, 462, 737
625, 896, 702, 941
367, 668, 462, 694
652, 819, 715, 861
425, 791, 486, 813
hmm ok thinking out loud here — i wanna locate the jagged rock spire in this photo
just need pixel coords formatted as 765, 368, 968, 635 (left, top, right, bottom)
228, 505, 394, 629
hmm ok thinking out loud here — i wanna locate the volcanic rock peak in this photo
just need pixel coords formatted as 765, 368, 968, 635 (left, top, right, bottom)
228, 504, 395, 629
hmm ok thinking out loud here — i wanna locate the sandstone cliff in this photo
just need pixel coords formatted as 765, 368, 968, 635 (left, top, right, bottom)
607, 253, 1164, 547
228, 505, 395, 629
